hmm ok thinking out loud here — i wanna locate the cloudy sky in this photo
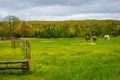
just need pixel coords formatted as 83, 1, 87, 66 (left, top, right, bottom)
0, 0, 120, 21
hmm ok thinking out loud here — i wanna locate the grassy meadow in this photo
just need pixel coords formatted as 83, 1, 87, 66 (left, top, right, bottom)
0, 37, 120, 80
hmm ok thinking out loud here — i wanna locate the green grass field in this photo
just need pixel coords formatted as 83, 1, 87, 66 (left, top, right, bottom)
0, 37, 120, 80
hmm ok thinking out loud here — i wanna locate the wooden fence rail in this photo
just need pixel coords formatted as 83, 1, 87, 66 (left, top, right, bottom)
0, 40, 31, 73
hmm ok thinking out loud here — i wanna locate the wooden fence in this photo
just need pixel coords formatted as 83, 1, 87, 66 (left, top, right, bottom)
0, 40, 31, 73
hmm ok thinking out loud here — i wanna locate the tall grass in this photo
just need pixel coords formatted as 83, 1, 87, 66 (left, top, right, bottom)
0, 37, 120, 80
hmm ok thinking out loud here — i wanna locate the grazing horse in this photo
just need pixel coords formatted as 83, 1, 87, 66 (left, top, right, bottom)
93, 36, 97, 41
86, 35, 90, 41
104, 35, 110, 40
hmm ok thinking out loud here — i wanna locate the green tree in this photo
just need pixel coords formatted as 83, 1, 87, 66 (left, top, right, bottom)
19, 22, 34, 37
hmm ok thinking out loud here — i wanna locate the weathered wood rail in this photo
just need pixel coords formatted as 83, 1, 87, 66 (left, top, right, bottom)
0, 60, 30, 72
0, 40, 31, 73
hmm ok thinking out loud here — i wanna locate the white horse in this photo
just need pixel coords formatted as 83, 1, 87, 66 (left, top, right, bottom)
104, 35, 110, 40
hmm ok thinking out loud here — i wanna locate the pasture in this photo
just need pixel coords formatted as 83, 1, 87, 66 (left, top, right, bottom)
0, 37, 120, 80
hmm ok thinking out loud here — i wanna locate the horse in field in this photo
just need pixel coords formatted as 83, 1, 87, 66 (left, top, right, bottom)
86, 35, 90, 41
104, 35, 110, 40
93, 36, 97, 41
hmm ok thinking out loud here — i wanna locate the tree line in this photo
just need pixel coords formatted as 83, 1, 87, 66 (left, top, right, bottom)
0, 20, 120, 39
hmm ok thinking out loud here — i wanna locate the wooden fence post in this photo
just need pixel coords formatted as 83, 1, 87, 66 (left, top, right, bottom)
11, 39, 16, 48
26, 40, 31, 71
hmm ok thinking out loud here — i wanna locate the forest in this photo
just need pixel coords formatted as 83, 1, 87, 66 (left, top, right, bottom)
0, 20, 120, 39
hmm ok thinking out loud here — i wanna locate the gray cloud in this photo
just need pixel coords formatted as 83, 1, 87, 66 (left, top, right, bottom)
0, 0, 120, 20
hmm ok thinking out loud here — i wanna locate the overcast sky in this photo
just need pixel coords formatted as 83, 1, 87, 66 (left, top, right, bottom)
0, 0, 120, 21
